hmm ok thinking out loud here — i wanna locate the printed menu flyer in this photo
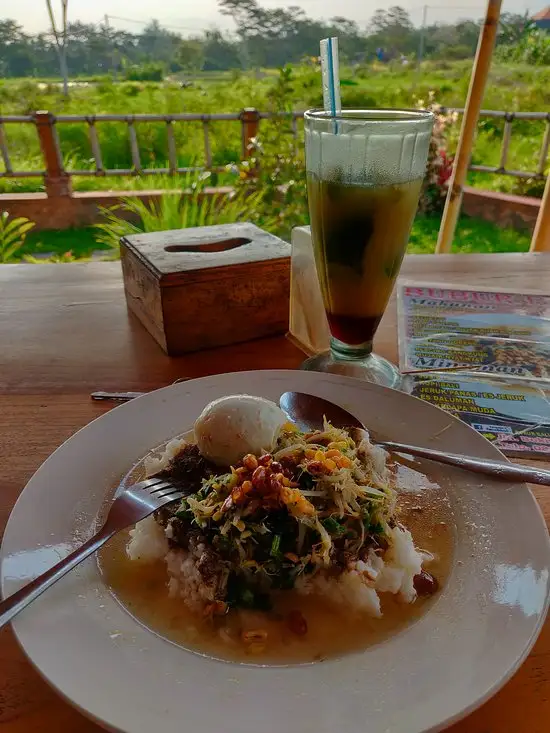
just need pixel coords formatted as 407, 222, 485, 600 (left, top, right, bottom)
397, 283, 550, 457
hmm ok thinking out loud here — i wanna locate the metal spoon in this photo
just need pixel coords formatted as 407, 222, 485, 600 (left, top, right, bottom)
279, 391, 550, 487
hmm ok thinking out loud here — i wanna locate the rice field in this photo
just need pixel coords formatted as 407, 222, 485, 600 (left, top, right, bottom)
0, 60, 549, 197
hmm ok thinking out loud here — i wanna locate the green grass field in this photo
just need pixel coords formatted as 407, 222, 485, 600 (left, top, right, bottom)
0, 61, 548, 197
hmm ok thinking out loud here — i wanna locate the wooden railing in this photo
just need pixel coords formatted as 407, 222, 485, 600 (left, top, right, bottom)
440, 109, 550, 181
0, 108, 292, 194
0, 107, 548, 187
0, 104, 548, 250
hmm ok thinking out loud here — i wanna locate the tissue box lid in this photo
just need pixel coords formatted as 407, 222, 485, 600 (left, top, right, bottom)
121, 222, 290, 286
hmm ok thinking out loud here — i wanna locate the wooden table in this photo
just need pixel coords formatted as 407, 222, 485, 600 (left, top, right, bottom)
0, 254, 549, 732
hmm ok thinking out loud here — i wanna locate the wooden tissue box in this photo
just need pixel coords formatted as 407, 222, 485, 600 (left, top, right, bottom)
120, 222, 291, 355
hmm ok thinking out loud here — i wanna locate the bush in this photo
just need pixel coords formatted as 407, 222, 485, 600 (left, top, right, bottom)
230, 66, 309, 240
416, 95, 457, 214
510, 176, 547, 198
523, 32, 550, 65
231, 70, 460, 235
433, 45, 472, 61
123, 62, 165, 82
496, 30, 550, 66
94, 172, 272, 252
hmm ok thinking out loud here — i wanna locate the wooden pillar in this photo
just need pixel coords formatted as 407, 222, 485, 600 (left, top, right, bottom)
35, 110, 72, 197
530, 174, 550, 251
240, 108, 260, 160
435, 0, 502, 253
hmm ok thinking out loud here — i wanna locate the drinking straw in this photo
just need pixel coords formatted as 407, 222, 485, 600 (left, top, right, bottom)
320, 37, 341, 132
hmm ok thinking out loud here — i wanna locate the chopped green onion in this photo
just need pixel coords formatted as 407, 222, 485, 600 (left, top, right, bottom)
175, 501, 192, 520
270, 534, 282, 558
322, 517, 346, 535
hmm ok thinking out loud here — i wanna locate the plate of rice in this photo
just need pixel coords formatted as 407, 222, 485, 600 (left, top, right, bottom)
1, 370, 549, 733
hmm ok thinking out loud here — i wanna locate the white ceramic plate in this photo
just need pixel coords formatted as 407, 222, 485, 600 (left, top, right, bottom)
1, 370, 549, 733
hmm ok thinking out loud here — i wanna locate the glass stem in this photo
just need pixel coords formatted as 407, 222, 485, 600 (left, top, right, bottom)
330, 337, 373, 361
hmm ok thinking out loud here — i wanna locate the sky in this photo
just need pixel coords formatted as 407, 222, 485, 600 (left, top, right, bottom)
1, 0, 541, 35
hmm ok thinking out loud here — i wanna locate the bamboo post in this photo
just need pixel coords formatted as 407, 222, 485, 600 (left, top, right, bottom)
530, 174, 550, 251
435, 0, 502, 254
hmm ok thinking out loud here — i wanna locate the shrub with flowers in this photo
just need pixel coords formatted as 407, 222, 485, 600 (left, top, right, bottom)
229, 65, 309, 240
229, 74, 459, 236
416, 94, 458, 214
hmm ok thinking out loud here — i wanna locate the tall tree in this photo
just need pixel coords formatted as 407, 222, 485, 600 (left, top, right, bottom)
369, 6, 414, 56
177, 38, 205, 73
45, 0, 69, 95
498, 12, 535, 45
0, 20, 34, 76
138, 20, 182, 68
1, 4, 544, 79
202, 29, 241, 71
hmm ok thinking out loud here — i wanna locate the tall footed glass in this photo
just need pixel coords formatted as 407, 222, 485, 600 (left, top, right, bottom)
302, 109, 433, 387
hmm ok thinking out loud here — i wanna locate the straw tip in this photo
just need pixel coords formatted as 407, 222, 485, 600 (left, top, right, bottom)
320, 35, 341, 118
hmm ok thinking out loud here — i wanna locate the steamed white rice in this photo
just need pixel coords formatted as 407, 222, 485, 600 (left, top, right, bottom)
144, 437, 186, 476
295, 525, 422, 617
128, 505, 424, 620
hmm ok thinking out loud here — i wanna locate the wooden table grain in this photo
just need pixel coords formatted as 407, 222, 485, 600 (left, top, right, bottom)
0, 255, 549, 732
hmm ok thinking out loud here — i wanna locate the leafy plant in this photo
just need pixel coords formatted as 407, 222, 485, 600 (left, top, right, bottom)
94, 172, 273, 252
496, 28, 550, 66
416, 94, 458, 215
123, 62, 165, 81
230, 65, 309, 240
509, 176, 547, 199
0, 211, 35, 262
230, 69, 461, 235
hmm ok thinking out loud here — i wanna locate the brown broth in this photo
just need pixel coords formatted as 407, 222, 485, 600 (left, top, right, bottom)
98, 460, 454, 665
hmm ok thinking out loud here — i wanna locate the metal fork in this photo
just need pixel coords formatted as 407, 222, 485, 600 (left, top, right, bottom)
0, 477, 183, 629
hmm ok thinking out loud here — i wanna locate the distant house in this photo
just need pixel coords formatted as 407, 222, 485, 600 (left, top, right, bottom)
534, 6, 550, 29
